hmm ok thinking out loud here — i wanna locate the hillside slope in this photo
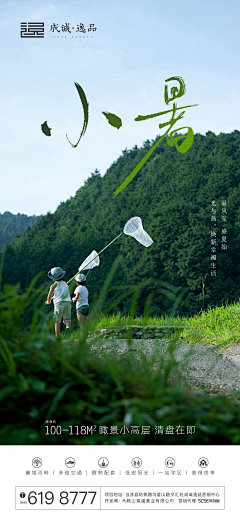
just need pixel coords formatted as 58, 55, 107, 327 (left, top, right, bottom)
2, 131, 240, 316
0, 212, 39, 250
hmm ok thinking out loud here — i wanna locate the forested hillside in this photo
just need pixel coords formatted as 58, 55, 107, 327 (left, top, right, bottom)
2, 130, 240, 316
0, 212, 39, 250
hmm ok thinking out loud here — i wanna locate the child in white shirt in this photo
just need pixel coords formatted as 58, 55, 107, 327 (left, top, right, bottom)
45, 266, 71, 336
72, 273, 89, 337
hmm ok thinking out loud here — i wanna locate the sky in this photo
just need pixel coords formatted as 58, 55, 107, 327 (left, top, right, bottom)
1, 0, 240, 216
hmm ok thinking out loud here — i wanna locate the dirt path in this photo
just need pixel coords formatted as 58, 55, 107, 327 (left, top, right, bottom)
86, 338, 240, 395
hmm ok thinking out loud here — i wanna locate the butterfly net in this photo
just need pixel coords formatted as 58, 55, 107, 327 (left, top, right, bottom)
123, 217, 153, 247
78, 250, 100, 271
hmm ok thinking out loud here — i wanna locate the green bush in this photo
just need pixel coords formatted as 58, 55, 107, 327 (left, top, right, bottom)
1, 275, 240, 445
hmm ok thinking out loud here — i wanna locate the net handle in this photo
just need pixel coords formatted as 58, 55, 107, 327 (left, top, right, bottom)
67, 232, 123, 284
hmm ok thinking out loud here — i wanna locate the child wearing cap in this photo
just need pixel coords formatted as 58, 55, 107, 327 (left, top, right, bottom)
72, 273, 89, 337
45, 267, 71, 336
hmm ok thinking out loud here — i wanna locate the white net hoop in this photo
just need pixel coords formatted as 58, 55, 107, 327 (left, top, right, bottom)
123, 217, 153, 247
78, 250, 100, 271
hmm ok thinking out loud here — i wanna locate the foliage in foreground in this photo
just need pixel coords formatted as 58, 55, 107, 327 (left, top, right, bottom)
1, 275, 240, 445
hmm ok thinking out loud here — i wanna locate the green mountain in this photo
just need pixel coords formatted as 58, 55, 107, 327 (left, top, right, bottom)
2, 131, 240, 316
0, 212, 39, 250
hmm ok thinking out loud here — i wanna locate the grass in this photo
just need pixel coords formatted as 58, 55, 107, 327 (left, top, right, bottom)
1, 257, 240, 445
90, 313, 184, 328
66, 313, 184, 340
66, 300, 240, 349
2, 290, 240, 445
182, 301, 240, 348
